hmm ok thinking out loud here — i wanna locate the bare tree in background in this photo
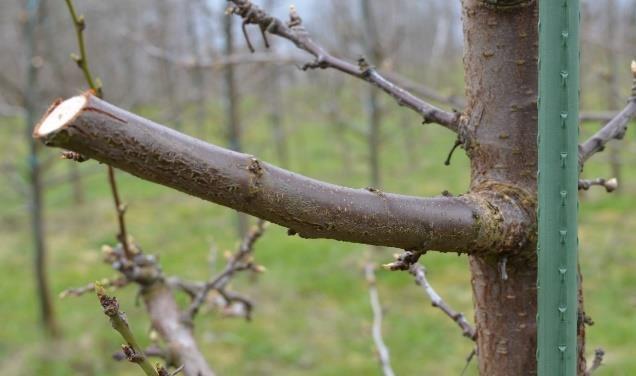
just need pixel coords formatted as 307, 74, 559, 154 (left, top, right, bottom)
605, 0, 623, 193
222, 9, 249, 236
29, 1, 636, 375
23, 0, 58, 337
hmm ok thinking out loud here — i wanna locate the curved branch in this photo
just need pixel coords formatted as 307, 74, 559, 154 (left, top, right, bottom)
579, 61, 636, 166
34, 94, 489, 253
142, 282, 215, 376
226, 0, 460, 132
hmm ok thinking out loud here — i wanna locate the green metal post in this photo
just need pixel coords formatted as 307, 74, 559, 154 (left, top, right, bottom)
538, 0, 580, 375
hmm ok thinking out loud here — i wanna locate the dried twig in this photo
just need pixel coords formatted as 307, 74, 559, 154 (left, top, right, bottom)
63, 0, 133, 259
409, 264, 476, 340
364, 263, 396, 376
579, 61, 636, 166
584, 348, 605, 376
226, 0, 460, 132
96, 285, 160, 376
185, 220, 267, 320
578, 177, 618, 193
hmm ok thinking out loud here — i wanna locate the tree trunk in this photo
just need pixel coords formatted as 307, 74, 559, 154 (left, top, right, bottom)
361, 0, 383, 189
23, 0, 58, 337
462, 1, 584, 374
462, 1, 538, 374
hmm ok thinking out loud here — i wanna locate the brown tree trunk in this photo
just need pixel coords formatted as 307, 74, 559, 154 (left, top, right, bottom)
461, 1, 584, 374
462, 1, 538, 374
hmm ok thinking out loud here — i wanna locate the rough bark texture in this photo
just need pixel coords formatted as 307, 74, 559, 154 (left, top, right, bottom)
462, 1, 540, 374
34, 94, 499, 253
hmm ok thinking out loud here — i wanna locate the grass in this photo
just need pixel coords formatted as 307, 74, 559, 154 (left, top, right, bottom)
0, 89, 635, 375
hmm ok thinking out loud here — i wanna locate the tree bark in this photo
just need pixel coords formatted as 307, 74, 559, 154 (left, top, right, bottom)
33, 94, 508, 253
461, 1, 540, 374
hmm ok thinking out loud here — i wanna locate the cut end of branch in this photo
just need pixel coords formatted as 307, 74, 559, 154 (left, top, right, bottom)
34, 95, 87, 138
631, 60, 636, 75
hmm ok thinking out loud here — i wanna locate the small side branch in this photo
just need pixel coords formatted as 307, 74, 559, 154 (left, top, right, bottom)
60, 276, 129, 298
409, 264, 476, 340
365, 264, 396, 376
185, 220, 267, 320
226, 0, 459, 132
579, 61, 636, 166
578, 177, 618, 193
96, 286, 160, 376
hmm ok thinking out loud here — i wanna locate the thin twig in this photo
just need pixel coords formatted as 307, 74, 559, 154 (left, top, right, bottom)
63, 0, 102, 97
60, 276, 129, 298
108, 165, 133, 259
63, 0, 133, 259
226, 0, 460, 132
364, 263, 396, 376
578, 177, 618, 193
579, 61, 636, 166
113, 345, 168, 362
96, 285, 159, 376
460, 348, 477, 376
584, 348, 605, 376
409, 264, 476, 340
185, 220, 267, 320
579, 111, 617, 123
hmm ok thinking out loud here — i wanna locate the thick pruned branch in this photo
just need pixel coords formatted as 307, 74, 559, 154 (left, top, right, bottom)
364, 264, 396, 376
96, 286, 161, 376
409, 264, 476, 341
185, 220, 267, 320
225, 0, 460, 132
579, 61, 636, 166
34, 94, 495, 254
578, 177, 618, 193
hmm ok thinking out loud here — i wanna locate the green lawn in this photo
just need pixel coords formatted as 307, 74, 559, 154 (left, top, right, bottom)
0, 92, 635, 375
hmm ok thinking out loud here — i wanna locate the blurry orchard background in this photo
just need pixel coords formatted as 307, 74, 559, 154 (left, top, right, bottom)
0, 1, 635, 374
